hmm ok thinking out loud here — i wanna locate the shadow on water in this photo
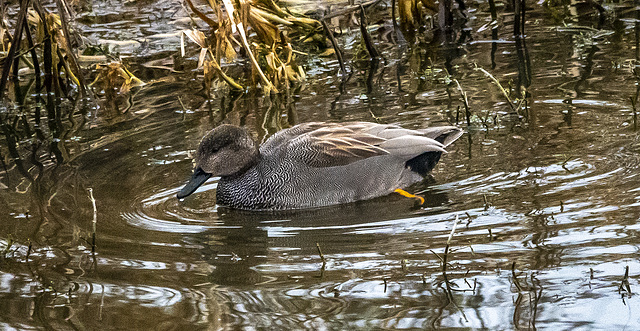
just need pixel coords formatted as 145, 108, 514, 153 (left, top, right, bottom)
193, 186, 451, 286
116, 155, 454, 279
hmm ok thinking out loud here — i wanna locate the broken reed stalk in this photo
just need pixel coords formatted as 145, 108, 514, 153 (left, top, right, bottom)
0, 0, 28, 97
88, 188, 97, 253
23, 13, 41, 94
26, 239, 32, 261
31, 0, 57, 107
513, 0, 521, 37
359, 5, 380, 59
434, 214, 475, 315
488, 0, 498, 21
442, 216, 457, 291
391, 0, 399, 30
316, 242, 326, 263
99, 284, 105, 321
238, 22, 277, 93
316, 242, 327, 274
454, 79, 472, 126
488, 0, 498, 68
447, 214, 460, 245
55, 0, 87, 97
184, 0, 218, 27
519, 0, 525, 37
321, 20, 347, 80
619, 265, 632, 294
220, 0, 277, 93
210, 61, 244, 90
474, 65, 517, 112
631, 94, 638, 131
531, 276, 542, 329
440, 242, 469, 320
511, 261, 524, 292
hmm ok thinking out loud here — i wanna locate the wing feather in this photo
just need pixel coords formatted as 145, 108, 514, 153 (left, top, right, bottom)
260, 121, 462, 168
308, 135, 389, 167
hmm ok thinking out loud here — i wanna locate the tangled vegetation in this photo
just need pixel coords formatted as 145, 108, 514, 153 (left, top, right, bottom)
0, 0, 474, 106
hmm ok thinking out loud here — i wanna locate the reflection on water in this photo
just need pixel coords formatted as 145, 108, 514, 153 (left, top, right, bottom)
2, 0, 640, 330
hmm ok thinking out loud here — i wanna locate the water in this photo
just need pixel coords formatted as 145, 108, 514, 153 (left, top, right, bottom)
2, 0, 640, 329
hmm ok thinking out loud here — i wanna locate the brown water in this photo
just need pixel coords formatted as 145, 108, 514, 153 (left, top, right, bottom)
2, 0, 640, 330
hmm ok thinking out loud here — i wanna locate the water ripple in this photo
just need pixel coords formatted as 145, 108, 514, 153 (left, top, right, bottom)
122, 180, 220, 233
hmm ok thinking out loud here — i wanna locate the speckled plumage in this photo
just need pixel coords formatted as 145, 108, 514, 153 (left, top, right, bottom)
177, 122, 463, 210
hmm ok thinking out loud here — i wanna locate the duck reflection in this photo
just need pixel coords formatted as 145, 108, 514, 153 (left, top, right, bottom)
187, 183, 452, 286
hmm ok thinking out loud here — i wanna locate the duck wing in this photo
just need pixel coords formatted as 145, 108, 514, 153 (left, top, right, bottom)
264, 122, 453, 168
259, 122, 333, 153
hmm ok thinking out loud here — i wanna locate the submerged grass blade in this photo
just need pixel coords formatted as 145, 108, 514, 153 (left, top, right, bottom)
473, 64, 516, 112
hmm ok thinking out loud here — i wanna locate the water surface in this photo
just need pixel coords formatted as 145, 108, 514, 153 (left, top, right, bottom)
1, 0, 640, 329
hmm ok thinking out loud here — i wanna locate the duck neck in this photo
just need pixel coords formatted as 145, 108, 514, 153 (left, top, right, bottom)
216, 164, 264, 209
222, 153, 261, 180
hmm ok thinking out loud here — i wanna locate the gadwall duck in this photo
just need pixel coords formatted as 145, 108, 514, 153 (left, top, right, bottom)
177, 122, 463, 210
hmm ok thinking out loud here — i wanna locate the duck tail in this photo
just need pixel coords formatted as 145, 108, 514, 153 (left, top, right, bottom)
405, 151, 443, 176
405, 127, 463, 176
418, 126, 464, 146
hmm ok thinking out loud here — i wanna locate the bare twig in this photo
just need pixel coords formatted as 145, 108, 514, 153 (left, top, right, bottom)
321, 20, 347, 80
447, 214, 460, 245
474, 64, 517, 112
359, 5, 380, 59
454, 79, 472, 126
512, 261, 524, 292
631, 95, 638, 131
0, 0, 28, 97
619, 265, 632, 295
88, 188, 97, 253
55, 0, 87, 96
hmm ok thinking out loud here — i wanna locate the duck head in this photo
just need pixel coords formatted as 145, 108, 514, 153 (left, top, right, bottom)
177, 125, 259, 199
